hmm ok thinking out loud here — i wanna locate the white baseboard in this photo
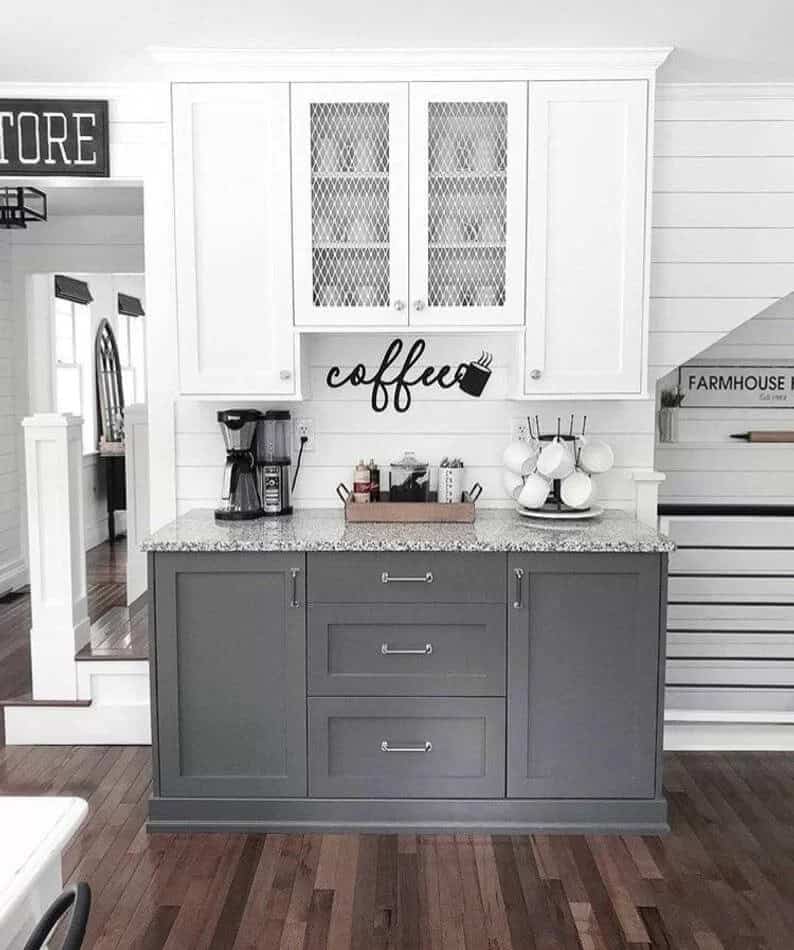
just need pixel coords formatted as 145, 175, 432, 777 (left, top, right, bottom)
665, 718, 794, 751
4, 702, 151, 745
3, 659, 151, 745
0, 556, 27, 596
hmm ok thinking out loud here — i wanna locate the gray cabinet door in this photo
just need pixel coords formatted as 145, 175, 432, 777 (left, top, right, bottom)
508, 553, 663, 799
154, 552, 306, 798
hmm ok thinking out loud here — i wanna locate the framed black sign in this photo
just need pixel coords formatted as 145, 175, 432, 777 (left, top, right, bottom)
678, 362, 794, 408
0, 100, 109, 177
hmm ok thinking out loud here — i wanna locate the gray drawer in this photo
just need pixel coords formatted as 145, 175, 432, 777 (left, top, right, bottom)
307, 552, 505, 604
308, 603, 506, 696
308, 697, 505, 798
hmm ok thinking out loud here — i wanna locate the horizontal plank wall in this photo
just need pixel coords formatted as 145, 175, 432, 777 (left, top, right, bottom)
174, 333, 656, 511
655, 90, 794, 749
650, 83, 794, 380
0, 230, 24, 595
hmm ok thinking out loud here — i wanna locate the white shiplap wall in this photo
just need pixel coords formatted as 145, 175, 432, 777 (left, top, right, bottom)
175, 333, 656, 513
650, 85, 794, 379
0, 230, 24, 594
651, 86, 794, 746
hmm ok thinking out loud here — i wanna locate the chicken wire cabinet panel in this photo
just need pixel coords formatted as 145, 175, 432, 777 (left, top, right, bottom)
409, 83, 527, 327
172, 84, 297, 395
292, 83, 409, 328
524, 81, 649, 396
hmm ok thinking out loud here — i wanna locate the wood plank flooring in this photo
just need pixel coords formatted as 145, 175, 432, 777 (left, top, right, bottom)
2, 747, 794, 949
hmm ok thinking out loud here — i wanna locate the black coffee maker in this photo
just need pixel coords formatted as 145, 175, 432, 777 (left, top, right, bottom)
215, 409, 264, 521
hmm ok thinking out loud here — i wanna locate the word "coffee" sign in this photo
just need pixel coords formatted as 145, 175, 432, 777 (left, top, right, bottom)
679, 363, 794, 408
0, 100, 109, 176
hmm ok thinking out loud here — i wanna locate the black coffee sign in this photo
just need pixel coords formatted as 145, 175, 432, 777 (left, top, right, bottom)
327, 338, 494, 412
0, 100, 109, 176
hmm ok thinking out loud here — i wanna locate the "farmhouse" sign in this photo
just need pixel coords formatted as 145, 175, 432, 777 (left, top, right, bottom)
0, 100, 109, 176
678, 363, 794, 408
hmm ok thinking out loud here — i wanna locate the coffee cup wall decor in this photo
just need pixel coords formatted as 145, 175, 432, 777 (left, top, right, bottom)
502, 415, 612, 520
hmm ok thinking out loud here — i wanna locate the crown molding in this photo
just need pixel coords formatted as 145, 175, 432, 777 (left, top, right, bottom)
149, 46, 673, 81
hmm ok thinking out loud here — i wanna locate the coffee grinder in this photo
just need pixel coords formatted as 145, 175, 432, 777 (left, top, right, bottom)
254, 410, 293, 516
215, 409, 264, 521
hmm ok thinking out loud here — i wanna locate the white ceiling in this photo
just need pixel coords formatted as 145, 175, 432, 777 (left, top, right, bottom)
2, 183, 143, 216
2, 1, 794, 83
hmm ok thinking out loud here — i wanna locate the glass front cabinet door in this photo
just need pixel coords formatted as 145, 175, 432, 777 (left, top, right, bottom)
409, 83, 527, 327
291, 83, 409, 327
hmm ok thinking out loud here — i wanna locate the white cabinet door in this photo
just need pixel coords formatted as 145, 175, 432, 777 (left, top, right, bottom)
525, 81, 649, 395
409, 82, 527, 328
173, 84, 296, 395
291, 83, 409, 328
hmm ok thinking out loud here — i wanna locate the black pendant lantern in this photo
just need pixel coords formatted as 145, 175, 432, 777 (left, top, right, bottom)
0, 186, 47, 229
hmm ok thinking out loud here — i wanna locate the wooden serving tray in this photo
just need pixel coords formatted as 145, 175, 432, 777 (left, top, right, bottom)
344, 498, 476, 523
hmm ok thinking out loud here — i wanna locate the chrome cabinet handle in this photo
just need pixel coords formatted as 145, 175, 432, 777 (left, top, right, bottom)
513, 567, 524, 609
413, 299, 426, 311
381, 571, 433, 584
290, 567, 300, 608
529, 369, 542, 380
380, 740, 432, 753
280, 369, 292, 380
381, 643, 433, 656
393, 300, 406, 312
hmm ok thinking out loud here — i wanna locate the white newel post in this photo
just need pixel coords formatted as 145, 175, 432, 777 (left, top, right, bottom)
629, 469, 667, 529
22, 414, 90, 700
124, 404, 149, 606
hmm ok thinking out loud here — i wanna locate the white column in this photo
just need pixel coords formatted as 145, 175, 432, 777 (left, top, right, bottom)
22, 413, 89, 700
628, 469, 667, 529
124, 403, 149, 606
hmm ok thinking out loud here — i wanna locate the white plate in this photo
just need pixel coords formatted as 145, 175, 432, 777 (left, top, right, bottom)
516, 504, 604, 521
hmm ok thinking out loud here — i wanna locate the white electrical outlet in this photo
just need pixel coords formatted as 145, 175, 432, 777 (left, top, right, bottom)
511, 418, 530, 443
294, 418, 315, 452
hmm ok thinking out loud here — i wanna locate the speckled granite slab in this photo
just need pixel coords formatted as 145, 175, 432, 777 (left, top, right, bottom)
142, 508, 675, 554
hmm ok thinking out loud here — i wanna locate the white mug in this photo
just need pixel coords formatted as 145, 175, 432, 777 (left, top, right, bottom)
578, 439, 615, 475
518, 472, 550, 509
537, 440, 575, 480
503, 440, 539, 477
560, 471, 595, 510
503, 470, 524, 501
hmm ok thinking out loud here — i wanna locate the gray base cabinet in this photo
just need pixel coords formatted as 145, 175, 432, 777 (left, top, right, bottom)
508, 553, 664, 799
152, 552, 306, 798
149, 550, 668, 832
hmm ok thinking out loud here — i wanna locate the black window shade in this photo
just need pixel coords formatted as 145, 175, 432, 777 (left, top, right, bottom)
117, 292, 145, 317
54, 275, 93, 306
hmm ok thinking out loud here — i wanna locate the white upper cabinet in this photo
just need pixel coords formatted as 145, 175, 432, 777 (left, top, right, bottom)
291, 83, 409, 328
525, 81, 649, 396
173, 84, 296, 395
409, 83, 527, 327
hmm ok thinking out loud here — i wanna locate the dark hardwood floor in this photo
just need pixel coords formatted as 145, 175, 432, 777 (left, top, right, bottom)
1, 748, 794, 948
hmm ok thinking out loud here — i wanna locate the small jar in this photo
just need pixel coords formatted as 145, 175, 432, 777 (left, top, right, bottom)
389, 451, 430, 502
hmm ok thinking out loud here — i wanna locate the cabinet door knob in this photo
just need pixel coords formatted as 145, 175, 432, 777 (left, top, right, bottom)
280, 369, 292, 380
529, 369, 542, 381
413, 299, 426, 312
393, 300, 405, 312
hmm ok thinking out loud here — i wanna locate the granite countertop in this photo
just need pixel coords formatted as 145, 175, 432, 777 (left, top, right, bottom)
142, 508, 675, 554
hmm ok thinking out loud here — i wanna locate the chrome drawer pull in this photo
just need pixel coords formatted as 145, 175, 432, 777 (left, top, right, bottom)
381, 643, 433, 656
290, 567, 300, 608
380, 740, 432, 753
381, 571, 433, 584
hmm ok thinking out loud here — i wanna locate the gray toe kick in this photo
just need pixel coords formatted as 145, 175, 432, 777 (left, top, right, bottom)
148, 795, 669, 835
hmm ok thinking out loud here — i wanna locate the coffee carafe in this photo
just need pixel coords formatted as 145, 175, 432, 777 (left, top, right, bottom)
215, 409, 264, 521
